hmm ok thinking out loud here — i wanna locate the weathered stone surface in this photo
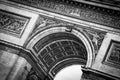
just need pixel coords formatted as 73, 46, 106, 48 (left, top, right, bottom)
0, 50, 18, 80
8, 0, 120, 30
0, 10, 29, 37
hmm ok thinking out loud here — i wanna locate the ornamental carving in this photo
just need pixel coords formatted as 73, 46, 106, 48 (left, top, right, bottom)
84, 29, 106, 55
9, 0, 120, 30
33, 15, 71, 32
32, 14, 106, 56
109, 42, 120, 64
0, 10, 29, 37
104, 40, 120, 68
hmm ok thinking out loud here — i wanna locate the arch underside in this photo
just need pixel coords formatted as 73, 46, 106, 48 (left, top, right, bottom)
33, 32, 87, 77
26, 26, 94, 79
0, 0, 119, 80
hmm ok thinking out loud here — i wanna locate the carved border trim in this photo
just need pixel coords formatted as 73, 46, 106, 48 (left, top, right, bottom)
103, 40, 120, 69
7, 0, 120, 30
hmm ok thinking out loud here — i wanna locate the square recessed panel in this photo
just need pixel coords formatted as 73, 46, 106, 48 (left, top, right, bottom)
92, 33, 120, 78
103, 40, 120, 69
0, 4, 39, 46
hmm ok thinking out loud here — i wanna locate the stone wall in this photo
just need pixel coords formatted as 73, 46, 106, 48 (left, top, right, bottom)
0, 44, 31, 80
0, 0, 120, 80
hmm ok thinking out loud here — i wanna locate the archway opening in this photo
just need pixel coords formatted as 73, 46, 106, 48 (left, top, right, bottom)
54, 65, 83, 80
34, 32, 87, 69
31, 32, 88, 79
26, 26, 93, 80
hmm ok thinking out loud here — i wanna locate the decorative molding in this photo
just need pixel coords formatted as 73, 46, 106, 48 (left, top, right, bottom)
86, 0, 120, 7
0, 10, 29, 38
8, 0, 120, 30
92, 33, 120, 79
31, 14, 106, 56
103, 40, 120, 69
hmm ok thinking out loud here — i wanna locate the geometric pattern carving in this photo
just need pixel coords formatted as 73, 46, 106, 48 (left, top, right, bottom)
108, 44, 120, 64
37, 40, 87, 69
103, 40, 120, 69
31, 14, 106, 57
0, 10, 29, 37
33, 32, 87, 72
9, 0, 120, 30
32, 14, 106, 57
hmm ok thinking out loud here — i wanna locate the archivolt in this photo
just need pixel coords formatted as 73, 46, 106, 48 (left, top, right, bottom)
26, 25, 94, 78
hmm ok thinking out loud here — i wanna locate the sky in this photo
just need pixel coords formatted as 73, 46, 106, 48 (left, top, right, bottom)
54, 65, 83, 80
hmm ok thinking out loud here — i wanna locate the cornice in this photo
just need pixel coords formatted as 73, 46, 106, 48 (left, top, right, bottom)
76, 0, 120, 8
3, 0, 120, 30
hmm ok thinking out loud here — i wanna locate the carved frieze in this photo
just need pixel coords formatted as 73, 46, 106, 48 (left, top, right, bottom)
8, 0, 120, 30
0, 10, 29, 37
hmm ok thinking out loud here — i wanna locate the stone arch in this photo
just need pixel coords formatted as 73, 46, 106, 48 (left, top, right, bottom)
49, 58, 85, 78
26, 25, 94, 79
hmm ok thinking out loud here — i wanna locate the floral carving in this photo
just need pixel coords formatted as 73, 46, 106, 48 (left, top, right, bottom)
0, 10, 29, 37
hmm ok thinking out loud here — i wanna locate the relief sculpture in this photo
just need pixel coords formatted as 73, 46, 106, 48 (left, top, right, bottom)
0, 10, 29, 37
33, 15, 70, 32
8, 0, 120, 30
32, 14, 106, 56
84, 29, 106, 55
